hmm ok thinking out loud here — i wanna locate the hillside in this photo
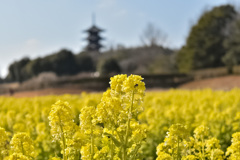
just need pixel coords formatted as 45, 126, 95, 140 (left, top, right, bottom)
4, 45, 175, 83
99, 45, 175, 74
179, 75, 240, 90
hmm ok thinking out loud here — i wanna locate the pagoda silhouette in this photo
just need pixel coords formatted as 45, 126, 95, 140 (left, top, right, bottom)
84, 14, 104, 52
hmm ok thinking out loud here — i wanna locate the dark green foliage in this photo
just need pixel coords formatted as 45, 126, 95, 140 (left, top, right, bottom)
6, 49, 97, 82
75, 54, 95, 72
98, 58, 121, 75
48, 49, 78, 75
177, 5, 236, 73
24, 49, 78, 76
6, 57, 31, 82
149, 51, 177, 74
25, 58, 42, 76
176, 46, 194, 73
223, 15, 240, 73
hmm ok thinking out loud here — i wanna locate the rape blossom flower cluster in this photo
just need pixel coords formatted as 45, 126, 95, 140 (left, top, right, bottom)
157, 124, 225, 160
47, 74, 146, 160
2, 75, 240, 159
10, 133, 36, 159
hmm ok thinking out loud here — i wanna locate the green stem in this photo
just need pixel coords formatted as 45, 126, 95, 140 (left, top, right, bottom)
123, 91, 135, 160
58, 112, 66, 160
103, 107, 124, 143
211, 150, 214, 160
90, 126, 94, 160
21, 141, 25, 156
201, 136, 205, 160
177, 136, 180, 160
0, 154, 3, 160
130, 143, 141, 160
171, 147, 174, 159
110, 139, 114, 160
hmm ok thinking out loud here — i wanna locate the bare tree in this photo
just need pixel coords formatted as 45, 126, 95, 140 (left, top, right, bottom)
140, 23, 167, 47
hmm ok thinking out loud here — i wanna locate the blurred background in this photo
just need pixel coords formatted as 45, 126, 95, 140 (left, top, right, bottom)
1, 0, 240, 96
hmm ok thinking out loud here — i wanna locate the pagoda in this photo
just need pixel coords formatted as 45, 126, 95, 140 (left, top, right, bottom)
84, 14, 104, 52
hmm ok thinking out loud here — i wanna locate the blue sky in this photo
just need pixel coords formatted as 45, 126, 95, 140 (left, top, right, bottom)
0, 0, 239, 77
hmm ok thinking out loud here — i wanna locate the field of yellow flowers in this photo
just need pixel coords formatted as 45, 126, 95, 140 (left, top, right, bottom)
1, 74, 240, 160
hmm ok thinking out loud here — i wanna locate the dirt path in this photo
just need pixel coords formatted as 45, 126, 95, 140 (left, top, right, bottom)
1, 88, 85, 98
2, 75, 240, 97
179, 75, 240, 90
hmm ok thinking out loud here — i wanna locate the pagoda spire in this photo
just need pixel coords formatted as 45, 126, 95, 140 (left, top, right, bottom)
92, 13, 95, 25
84, 14, 105, 52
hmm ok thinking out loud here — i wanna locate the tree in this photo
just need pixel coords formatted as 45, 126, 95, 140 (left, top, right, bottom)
24, 58, 42, 76
177, 5, 236, 73
0, 76, 3, 83
98, 58, 121, 76
7, 49, 81, 82
222, 14, 240, 73
49, 49, 78, 75
75, 55, 95, 72
140, 23, 167, 47
6, 57, 30, 82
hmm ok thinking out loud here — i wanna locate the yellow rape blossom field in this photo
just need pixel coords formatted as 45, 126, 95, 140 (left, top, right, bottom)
1, 74, 240, 160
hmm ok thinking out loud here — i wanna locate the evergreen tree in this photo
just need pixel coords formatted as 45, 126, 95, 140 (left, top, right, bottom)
177, 5, 236, 73
223, 14, 240, 73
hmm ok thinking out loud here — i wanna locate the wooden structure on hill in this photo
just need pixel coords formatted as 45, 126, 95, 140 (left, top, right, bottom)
84, 14, 104, 52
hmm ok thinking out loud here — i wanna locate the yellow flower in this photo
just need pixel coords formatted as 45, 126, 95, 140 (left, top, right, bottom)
205, 137, 221, 153
48, 100, 76, 141
226, 132, 240, 159
165, 124, 188, 145
79, 106, 98, 135
194, 125, 209, 140
122, 74, 145, 96
231, 132, 240, 144
156, 151, 172, 160
96, 74, 146, 159
209, 149, 224, 160
109, 74, 127, 93
8, 153, 31, 160
50, 157, 61, 160
182, 155, 197, 160
0, 127, 9, 157
10, 133, 36, 158
80, 143, 99, 160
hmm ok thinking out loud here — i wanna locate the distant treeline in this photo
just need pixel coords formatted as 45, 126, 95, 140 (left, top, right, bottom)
4, 4, 240, 83
5, 45, 174, 82
6, 50, 95, 82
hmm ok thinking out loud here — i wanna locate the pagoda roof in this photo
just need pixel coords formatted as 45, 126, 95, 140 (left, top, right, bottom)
85, 25, 104, 33
86, 43, 103, 48
85, 35, 104, 41
86, 43, 103, 51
